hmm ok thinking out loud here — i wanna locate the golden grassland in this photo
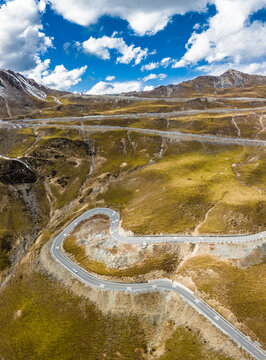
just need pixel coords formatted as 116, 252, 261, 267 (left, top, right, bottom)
0, 114, 265, 360
28, 129, 92, 209
159, 326, 233, 360
0, 271, 147, 360
97, 140, 265, 235
0, 183, 34, 270
90, 130, 162, 176
0, 127, 36, 157
0, 269, 238, 360
44, 109, 266, 140
178, 255, 266, 346
0, 127, 264, 273
27, 92, 266, 119
0, 179, 49, 270
168, 111, 266, 139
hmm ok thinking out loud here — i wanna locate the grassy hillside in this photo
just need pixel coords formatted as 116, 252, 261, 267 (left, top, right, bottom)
0, 271, 147, 360
97, 140, 265, 235
178, 256, 266, 346
0, 97, 265, 360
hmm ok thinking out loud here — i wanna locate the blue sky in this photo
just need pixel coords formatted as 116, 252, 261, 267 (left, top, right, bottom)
0, 0, 265, 94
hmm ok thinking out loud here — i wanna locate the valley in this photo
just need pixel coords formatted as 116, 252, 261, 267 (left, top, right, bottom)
0, 69, 265, 360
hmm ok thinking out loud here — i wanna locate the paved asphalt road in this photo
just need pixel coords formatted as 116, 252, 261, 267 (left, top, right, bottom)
2, 121, 266, 147
9, 104, 266, 123
51, 208, 266, 360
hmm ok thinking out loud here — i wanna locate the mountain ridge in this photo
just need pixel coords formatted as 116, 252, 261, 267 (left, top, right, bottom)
130, 69, 266, 98
1, 68, 266, 119
0, 69, 67, 119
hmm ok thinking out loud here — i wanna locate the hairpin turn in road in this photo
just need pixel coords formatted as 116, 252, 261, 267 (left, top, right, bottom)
51, 208, 266, 360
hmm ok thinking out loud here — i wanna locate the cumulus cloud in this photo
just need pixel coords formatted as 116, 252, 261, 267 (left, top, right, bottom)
0, 0, 53, 71
86, 73, 166, 94
141, 57, 174, 71
49, 0, 208, 36
173, 0, 266, 70
143, 85, 155, 91
143, 73, 167, 82
81, 33, 150, 65
26, 58, 87, 90
198, 62, 266, 76
106, 75, 115, 81
141, 62, 159, 72
86, 81, 142, 95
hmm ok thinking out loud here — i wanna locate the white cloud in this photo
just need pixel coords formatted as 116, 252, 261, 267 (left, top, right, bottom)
160, 57, 172, 67
193, 23, 200, 30
49, 0, 208, 36
86, 81, 142, 95
0, 0, 53, 71
173, 0, 266, 69
143, 73, 167, 82
198, 62, 266, 76
82, 33, 150, 65
143, 85, 154, 91
26, 58, 87, 90
26, 58, 51, 83
141, 57, 174, 71
106, 75, 115, 81
141, 62, 160, 71
86, 75, 166, 94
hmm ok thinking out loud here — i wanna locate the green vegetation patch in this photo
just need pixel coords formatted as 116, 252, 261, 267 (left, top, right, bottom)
0, 271, 147, 360
100, 100, 183, 115
0, 127, 36, 157
0, 183, 34, 270
28, 134, 92, 208
159, 326, 233, 360
97, 141, 266, 235
236, 148, 266, 192
90, 130, 162, 177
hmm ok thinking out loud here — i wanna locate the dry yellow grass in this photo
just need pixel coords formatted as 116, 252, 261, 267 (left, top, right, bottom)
178, 255, 266, 346
98, 141, 266, 235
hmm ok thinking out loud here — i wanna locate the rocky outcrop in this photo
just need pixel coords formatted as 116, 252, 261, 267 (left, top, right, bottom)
131, 69, 266, 97
0, 69, 67, 118
0, 159, 37, 185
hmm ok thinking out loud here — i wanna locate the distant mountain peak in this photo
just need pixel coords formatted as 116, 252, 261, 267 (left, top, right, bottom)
222, 69, 244, 75
0, 69, 66, 119
0, 69, 47, 100
131, 69, 266, 98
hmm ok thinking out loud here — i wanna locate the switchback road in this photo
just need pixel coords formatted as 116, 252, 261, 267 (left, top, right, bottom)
51, 208, 266, 360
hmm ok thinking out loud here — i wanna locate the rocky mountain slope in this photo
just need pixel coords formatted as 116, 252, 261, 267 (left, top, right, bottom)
0, 69, 66, 119
1, 69, 266, 120
132, 69, 266, 97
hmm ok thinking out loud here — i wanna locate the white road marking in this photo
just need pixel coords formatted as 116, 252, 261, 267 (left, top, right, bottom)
50, 207, 266, 360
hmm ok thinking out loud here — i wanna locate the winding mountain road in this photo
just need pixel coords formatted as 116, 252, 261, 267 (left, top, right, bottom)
11, 105, 266, 123
1, 108, 265, 359
1, 121, 266, 147
51, 208, 266, 360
